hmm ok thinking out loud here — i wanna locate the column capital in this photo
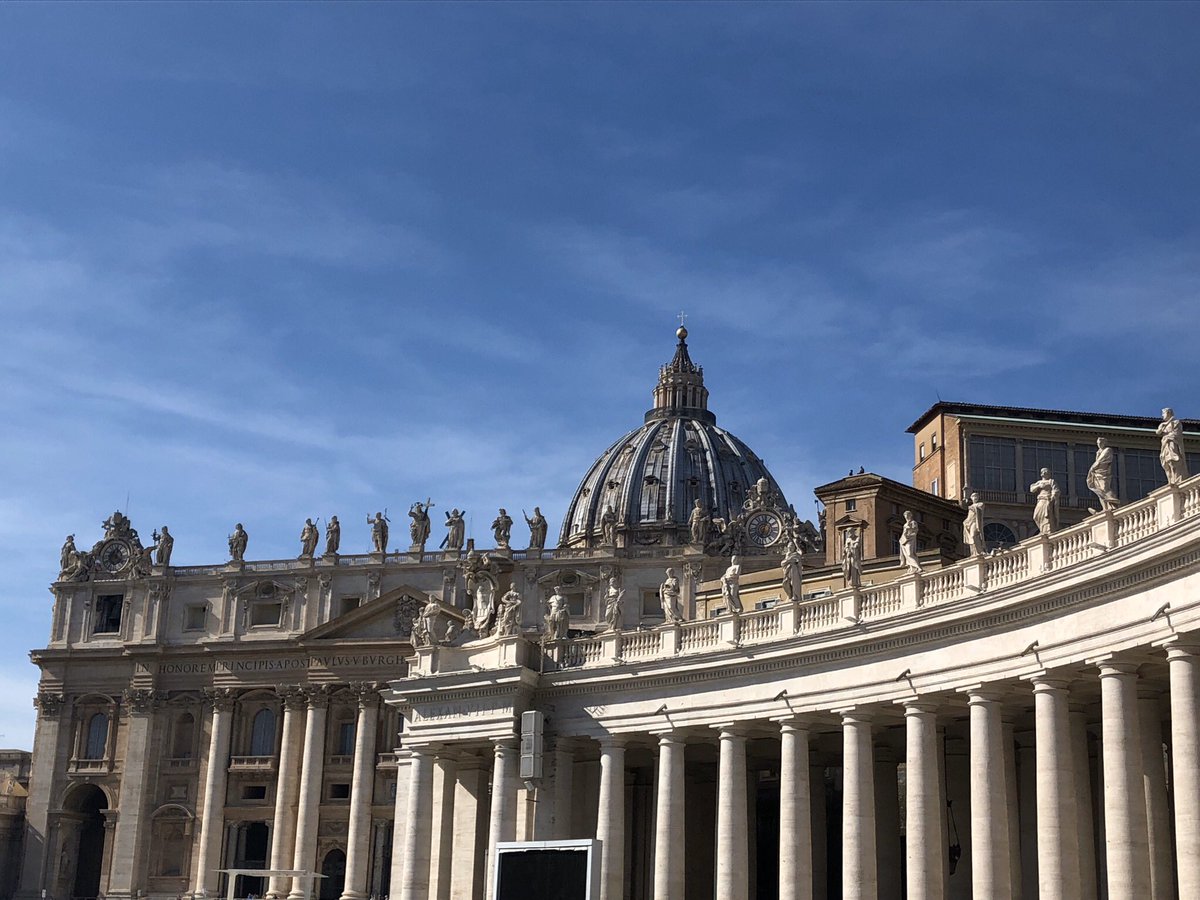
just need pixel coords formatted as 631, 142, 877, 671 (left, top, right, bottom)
834, 707, 875, 726
347, 681, 384, 708
123, 688, 167, 716
776, 714, 817, 733
1022, 671, 1074, 692
298, 684, 333, 708
34, 690, 67, 718
1153, 633, 1200, 656
652, 729, 689, 746
711, 722, 754, 740
491, 735, 519, 754
202, 686, 239, 712
277, 684, 308, 711
899, 698, 941, 716
1090, 657, 1141, 677
957, 684, 1009, 704
596, 732, 630, 750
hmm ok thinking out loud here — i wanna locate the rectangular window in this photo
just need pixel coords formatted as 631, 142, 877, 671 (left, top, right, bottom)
845, 499, 857, 512
1123, 448, 1167, 501
931, 478, 939, 497
642, 591, 661, 618
250, 601, 283, 627
968, 436, 1017, 493
919, 443, 927, 461
337, 721, 356, 756
94, 595, 123, 634
931, 431, 939, 451
242, 785, 267, 800
567, 593, 586, 618
329, 783, 351, 800
339, 597, 361, 617
184, 604, 207, 632
1021, 440, 1069, 497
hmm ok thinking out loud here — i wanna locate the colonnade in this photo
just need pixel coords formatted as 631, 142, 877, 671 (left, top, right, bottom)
394, 639, 1200, 900
191, 683, 383, 900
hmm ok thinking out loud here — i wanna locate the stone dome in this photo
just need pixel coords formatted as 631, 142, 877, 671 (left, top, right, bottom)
559, 327, 789, 549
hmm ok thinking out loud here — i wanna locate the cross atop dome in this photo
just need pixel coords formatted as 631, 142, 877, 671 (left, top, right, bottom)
649, 320, 711, 423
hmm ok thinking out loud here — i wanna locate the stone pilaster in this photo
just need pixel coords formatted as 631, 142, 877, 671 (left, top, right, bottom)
397, 749, 434, 900
16, 691, 68, 899
106, 689, 165, 899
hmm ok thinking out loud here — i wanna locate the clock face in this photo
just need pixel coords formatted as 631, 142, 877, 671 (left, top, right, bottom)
99, 539, 132, 573
747, 511, 783, 547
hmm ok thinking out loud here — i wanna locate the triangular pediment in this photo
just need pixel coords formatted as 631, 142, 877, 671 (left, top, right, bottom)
303, 584, 429, 642
834, 514, 868, 529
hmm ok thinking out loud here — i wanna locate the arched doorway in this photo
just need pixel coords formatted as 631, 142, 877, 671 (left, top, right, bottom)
319, 849, 346, 900
66, 784, 108, 900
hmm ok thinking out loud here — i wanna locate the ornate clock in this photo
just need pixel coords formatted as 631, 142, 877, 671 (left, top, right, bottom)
98, 539, 133, 574
746, 510, 783, 548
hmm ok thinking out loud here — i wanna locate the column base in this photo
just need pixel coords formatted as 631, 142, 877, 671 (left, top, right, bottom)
339, 892, 370, 900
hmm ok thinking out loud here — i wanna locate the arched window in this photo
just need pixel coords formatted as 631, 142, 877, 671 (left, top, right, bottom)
983, 522, 1018, 551
249, 708, 276, 757
84, 713, 108, 759
172, 713, 195, 759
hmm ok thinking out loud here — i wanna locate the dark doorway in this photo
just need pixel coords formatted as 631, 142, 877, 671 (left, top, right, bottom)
234, 822, 270, 897
70, 785, 108, 899
320, 849, 346, 900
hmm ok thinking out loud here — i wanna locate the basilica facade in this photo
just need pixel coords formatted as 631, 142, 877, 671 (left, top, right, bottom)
17, 328, 1200, 900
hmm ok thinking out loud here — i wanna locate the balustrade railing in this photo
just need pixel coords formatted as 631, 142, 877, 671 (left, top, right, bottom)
1115, 503, 1157, 547
984, 548, 1029, 589
1049, 526, 1094, 568
622, 630, 662, 659
860, 583, 902, 620
741, 609, 781, 643
921, 568, 965, 606
797, 597, 840, 632
679, 620, 720, 653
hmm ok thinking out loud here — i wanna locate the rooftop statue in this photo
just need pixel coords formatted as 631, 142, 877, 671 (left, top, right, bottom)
410, 500, 433, 551
495, 587, 522, 637
1158, 407, 1190, 486
962, 493, 986, 557
59, 535, 89, 582
153, 526, 174, 566
324, 516, 340, 555
1087, 437, 1121, 512
1030, 468, 1061, 536
660, 568, 684, 623
228, 523, 249, 562
442, 508, 466, 552
781, 540, 804, 601
603, 576, 625, 631
367, 511, 389, 554
492, 508, 513, 549
524, 507, 547, 551
842, 526, 862, 589
721, 555, 743, 614
545, 586, 570, 641
299, 518, 319, 559
899, 510, 923, 574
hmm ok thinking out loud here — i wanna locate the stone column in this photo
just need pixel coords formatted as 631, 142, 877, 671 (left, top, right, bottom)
289, 687, 330, 900
397, 749, 435, 900
714, 725, 750, 900
486, 737, 519, 900
1069, 703, 1098, 900
341, 683, 382, 900
1168, 642, 1200, 898
652, 731, 686, 900
16, 691, 68, 899
193, 688, 236, 898
450, 753, 489, 900
1002, 722, 1021, 900
1031, 676, 1080, 900
1098, 661, 1151, 900
429, 753, 458, 900
596, 736, 627, 900
553, 741, 577, 840
1138, 689, 1175, 900
967, 690, 1012, 900
842, 710, 877, 900
779, 719, 813, 900
874, 747, 902, 900
905, 701, 943, 900
107, 691, 163, 899
390, 750, 412, 895
268, 688, 307, 900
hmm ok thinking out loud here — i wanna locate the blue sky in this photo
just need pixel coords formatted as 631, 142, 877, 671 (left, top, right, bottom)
2, 4, 1199, 748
